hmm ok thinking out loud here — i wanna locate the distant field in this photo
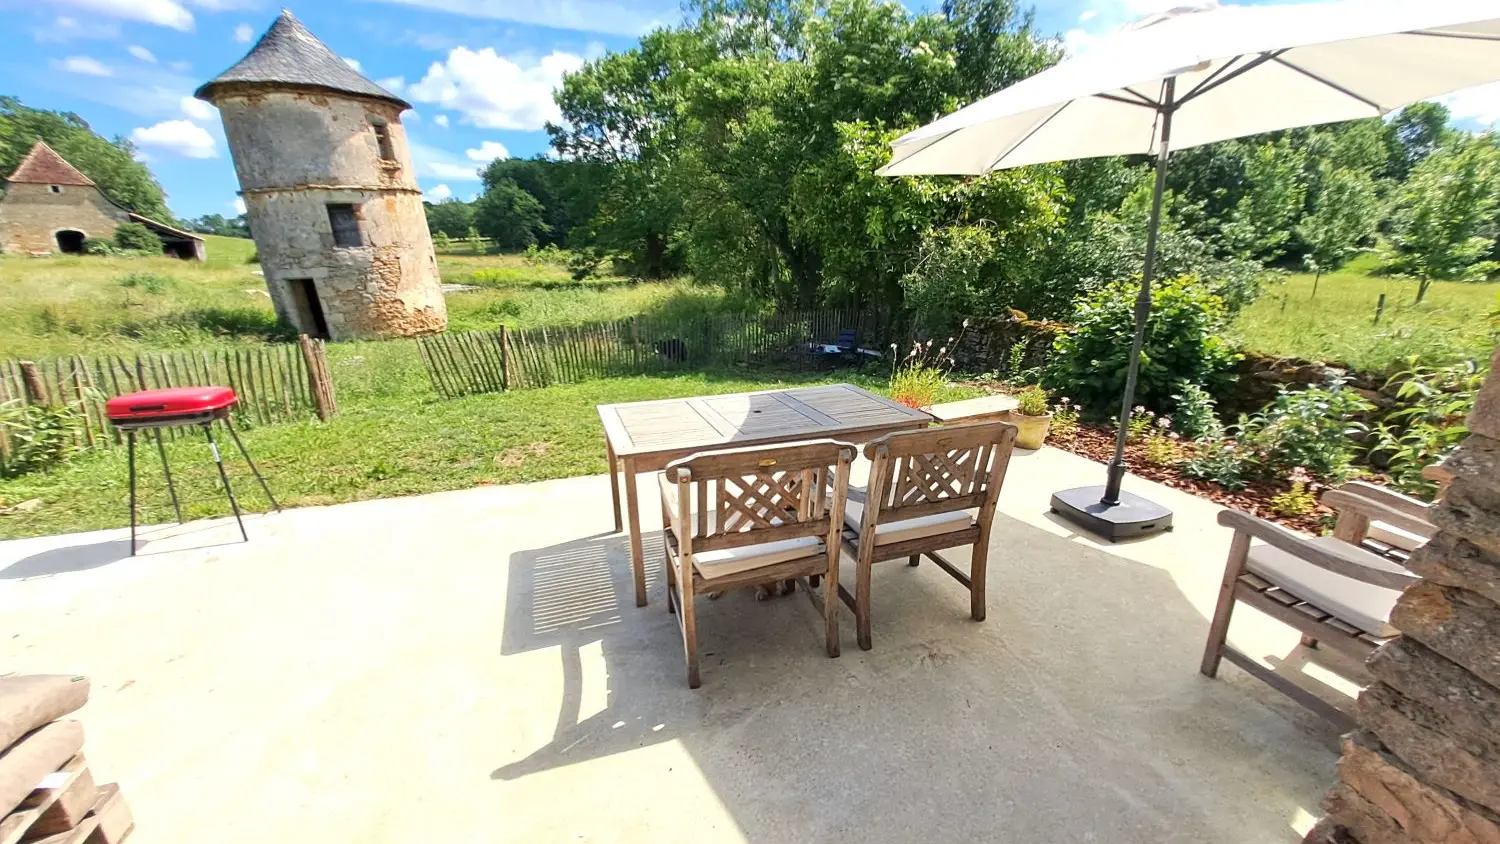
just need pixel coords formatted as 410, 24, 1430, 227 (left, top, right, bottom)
1228, 269, 1500, 374
0, 239, 731, 357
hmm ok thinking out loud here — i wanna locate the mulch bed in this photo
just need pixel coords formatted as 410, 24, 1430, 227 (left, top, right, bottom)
1049, 423, 1333, 535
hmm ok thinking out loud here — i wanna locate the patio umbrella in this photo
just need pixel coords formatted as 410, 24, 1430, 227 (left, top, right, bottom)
880, 0, 1500, 539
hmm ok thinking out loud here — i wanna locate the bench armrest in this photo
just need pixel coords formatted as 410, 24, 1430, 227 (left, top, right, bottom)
1216, 509, 1418, 591
1322, 487, 1436, 540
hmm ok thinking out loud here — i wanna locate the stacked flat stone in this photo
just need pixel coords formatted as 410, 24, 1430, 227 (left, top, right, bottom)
0, 675, 134, 843
1306, 346, 1500, 844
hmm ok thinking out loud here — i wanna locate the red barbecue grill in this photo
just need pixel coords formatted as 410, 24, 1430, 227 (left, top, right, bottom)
105, 386, 278, 554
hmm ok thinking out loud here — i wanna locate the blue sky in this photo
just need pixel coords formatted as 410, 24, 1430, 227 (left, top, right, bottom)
2, 0, 1498, 221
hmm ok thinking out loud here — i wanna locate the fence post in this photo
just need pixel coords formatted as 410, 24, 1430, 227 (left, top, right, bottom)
499, 325, 511, 391
18, 361, 50, 406
298, 334, 336, 421
1373, 293, 1386, 326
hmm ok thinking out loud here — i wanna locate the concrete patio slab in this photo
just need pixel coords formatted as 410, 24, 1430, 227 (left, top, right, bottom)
0, 446, 1350, 843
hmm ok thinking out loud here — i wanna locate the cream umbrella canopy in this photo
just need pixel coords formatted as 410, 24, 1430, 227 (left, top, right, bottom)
880, 0, 1500, 539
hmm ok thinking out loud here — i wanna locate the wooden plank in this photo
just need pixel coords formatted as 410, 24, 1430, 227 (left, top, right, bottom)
83, 784, 130, 844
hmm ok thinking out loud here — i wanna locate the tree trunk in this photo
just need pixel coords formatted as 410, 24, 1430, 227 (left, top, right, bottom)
1312, 270, 1322, 298
643, 231, 666, 280
1416, 278, 1431, 304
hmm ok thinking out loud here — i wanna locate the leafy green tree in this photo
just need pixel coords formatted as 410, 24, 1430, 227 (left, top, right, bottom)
0, 97, 174, 222
424, 199, 476, 239
1386, 102, 1451, 181
187, 213, 250, 238
473, 180, 550, 249
1386, 134, 1500, 303
1295, 165, 1382, 294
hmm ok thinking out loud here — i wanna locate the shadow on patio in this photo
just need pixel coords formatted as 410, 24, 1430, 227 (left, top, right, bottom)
493, 510, 1339, 842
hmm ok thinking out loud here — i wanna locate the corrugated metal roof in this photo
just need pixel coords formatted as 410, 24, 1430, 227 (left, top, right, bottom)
194, 9, 409, 108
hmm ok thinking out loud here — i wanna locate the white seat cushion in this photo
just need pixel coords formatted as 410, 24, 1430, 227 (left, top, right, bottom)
659, 473, 823, 580
1245, 535, 1412, 638
842, 485, 974, 545
1366, 520, 1428, 552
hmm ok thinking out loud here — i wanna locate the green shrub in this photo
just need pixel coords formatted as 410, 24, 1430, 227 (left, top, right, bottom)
1238, 382, 1373, 482
82, 238, 119, 256
112, 222, 162, 253
1170, 379, 1223, 440
1180, 438, 1252, 490
1046, 275, 1239, 418
1269, 468, 1318, 516
1014, 385, 1048, 416
1372, 358, 1485, 498
0, 400, 84, 478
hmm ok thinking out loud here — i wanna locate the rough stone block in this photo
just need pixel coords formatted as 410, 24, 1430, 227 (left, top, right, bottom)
1405, 534, 1500, 608
1468, 348, 1500, 440
1368, 639, 1500, 746
1301, 816, 1359, 844
1332, 730, 1500, 844
1358, 683, 1500, 816
1389, 582, 1500, 689
1434, 474, 1500, 559
1326, 783, 1409, 844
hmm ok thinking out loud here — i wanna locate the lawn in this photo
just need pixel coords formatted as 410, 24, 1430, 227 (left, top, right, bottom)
0, 348, 978, 539
0, 238, 733, 357
1229, 266, 1500, 373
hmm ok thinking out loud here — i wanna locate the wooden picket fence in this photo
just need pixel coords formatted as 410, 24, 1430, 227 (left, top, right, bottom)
0, 336, 336, 451
419, 308, 901, 397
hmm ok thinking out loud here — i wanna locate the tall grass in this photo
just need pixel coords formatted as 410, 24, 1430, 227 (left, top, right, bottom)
1229, 270, 1500, 374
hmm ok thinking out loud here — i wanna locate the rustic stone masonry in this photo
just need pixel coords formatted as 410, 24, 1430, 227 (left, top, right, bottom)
1305, 346, 1500, 844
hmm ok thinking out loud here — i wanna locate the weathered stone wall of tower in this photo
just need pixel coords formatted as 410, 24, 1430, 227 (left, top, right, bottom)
214, 86, 446, 340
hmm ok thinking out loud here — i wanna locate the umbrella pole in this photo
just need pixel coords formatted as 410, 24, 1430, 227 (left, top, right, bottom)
1102, 81, 1175, 505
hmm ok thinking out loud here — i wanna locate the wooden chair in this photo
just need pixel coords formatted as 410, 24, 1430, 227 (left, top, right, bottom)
1200, 487, 1430, 726
1330, 480, 1438, 563
838, 421, 1017, 651
659, 439, 855, 688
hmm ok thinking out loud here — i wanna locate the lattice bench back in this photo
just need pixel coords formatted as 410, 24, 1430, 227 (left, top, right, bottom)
862, 422, 1017, 524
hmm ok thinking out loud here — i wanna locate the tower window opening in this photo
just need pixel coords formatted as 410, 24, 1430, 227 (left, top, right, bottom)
327, 203, 363, 248
371, 118, 396, 162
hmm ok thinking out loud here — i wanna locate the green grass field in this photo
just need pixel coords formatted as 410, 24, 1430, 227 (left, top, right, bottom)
0, 237, 729, 357
1229, 267, 1500, 373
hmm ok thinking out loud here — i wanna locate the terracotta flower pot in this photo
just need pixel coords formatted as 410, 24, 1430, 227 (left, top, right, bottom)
1011, 412, 1052, 450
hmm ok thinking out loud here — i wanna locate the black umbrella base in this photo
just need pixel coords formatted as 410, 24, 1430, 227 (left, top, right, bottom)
1050, 486, 1174, 542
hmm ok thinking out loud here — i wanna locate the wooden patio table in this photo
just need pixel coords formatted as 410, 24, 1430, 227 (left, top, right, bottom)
598, 383, 934, 606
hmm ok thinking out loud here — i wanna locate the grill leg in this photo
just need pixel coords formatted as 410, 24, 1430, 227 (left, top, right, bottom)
127, 431, 138, 556
204, 423, 248, 543
223, 416, 279, 511
153, 428, 183, 523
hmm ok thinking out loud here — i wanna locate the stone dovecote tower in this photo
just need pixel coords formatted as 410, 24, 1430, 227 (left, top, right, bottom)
195, 9, 446, 340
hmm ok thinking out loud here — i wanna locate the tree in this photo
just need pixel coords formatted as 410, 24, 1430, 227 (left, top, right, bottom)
473, 180, 549, 249
1386, 102, 1451, 181
187, 213, 250, 238
424, 199, 476, 239
0, 97, 174, 222
1386, 134, 1500, 303
112, 222, 162, 253
1295, 166, 1382, 295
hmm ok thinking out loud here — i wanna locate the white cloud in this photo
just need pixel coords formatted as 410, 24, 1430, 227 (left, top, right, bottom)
232, 22, 254, 43
128, 45, 157, 63
409, 141, 482, 181
1063, 28, 1097, 56
425, 184, 453, 201
1439, 82, 1500, 128
364, 0, 672, 37
433, 114, 450, 128
1079, 9, 1098, 22
465, 140, 510, 162
407, 47, 583, 130
378, 76, 406, 94
33, 15, 121, 42
52, 0, 194, 31
343, 57, 362, 72
233, 198, 247, 214
131, 120, 218, 159
56, 56, 113, 77
180, 96, 215, 121
170, 60, 191, 72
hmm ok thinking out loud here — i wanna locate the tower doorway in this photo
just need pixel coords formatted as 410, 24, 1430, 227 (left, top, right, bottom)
55, 230, 86, 254
284, 278, 330, 339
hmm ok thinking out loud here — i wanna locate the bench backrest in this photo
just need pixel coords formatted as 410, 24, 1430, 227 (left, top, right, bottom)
860, 421, 1016, 528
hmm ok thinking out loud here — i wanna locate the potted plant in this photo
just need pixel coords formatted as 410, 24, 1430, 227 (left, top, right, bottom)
1010, 385, 1052, 449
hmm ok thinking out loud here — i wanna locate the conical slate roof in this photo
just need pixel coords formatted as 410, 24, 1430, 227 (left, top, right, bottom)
194, 9, 408, 108
5, 140, 95, 186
